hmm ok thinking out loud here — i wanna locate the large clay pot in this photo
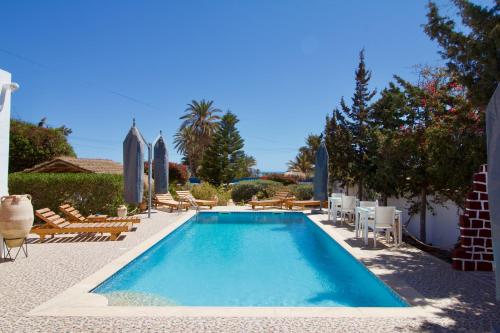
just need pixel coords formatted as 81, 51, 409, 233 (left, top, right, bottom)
0, 195, 34, 247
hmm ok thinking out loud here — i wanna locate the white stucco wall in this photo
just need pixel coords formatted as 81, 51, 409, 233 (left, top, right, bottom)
387, 196, 461, 250
0, 69, 13, 197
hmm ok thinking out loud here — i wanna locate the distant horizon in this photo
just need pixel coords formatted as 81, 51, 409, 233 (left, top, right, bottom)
2, 0, 490, 170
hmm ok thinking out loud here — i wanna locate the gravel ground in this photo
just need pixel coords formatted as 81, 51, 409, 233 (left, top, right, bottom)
0, 208, 498, 332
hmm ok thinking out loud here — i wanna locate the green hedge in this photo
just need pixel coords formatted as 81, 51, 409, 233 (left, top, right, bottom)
8, 173, 126, 216
231, 180, 282, 203
288, 184, 314, 200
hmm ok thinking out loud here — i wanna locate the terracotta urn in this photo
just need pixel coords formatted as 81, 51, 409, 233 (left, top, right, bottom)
0, 195, 34, 247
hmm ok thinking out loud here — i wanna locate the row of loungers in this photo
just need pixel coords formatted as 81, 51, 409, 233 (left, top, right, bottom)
249, 191, 325, 210
31, 204, 141, 242
153, 192, 217, 212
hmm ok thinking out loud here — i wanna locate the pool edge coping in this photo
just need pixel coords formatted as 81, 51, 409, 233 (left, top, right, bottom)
29, 210, 440, 318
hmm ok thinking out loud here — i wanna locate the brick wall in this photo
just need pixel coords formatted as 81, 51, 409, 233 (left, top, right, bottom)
452, 164, 493, 271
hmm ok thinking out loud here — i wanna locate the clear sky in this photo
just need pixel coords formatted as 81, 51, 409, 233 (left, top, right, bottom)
1, 0, 491, 171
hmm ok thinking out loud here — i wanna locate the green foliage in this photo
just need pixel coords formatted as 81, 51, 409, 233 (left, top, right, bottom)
9, 119, 76, 173
174, 99, 222, 175
287, 184, 314, 200
199, 111, 249, 185
231, 180, 282, 203
287, 134, 320, 177
424, 0, 499, 109
260, 173, 298, 185
8, 173, 125, 216
190, 182, 218, 200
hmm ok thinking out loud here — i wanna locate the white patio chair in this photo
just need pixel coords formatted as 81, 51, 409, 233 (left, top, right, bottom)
340, 195, 356, 225
365, 206, 396, 248
355, 200, 378, 237
328, 193, 342, 222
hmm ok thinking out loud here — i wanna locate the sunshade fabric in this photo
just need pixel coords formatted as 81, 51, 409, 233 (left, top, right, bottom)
313, 142, 329, 201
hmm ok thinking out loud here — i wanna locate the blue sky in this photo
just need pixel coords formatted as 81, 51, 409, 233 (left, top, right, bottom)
1, 0, 491, 171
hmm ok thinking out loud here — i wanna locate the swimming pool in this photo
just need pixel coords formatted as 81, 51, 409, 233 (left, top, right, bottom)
93, 212, 407, 307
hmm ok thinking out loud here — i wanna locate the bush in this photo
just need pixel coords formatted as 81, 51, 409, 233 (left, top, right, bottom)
8, 173, 125, 216
169, 162, 188, 185
190, 183, 231, 206
260, 173, 298, 185
231, 180, 282, 203
288, 184, 313, 200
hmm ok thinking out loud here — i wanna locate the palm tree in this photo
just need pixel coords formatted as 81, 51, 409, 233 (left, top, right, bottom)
176, 99, 221, 175
173, 126, 198, 175
287, 153, 314, 177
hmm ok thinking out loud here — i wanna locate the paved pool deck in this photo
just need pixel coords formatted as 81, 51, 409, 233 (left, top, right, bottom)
0, 206, 498, 332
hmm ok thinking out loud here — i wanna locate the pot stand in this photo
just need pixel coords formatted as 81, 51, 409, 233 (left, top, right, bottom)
3, 237, 27, 261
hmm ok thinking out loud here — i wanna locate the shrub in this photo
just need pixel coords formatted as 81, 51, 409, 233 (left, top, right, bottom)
288, 184, 313, 200
9, 119, 76, 173
169, 162, 188, 185
8, 173, 125, 216
231, 180, 282, 203
190, 183, 232, 206
260, 173, 298, 185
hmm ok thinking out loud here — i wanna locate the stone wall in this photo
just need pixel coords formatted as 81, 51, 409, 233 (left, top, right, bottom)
452, 164, 493, 271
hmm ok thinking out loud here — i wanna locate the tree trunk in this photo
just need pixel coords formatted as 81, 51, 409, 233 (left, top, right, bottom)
357, 181, 363, 200
420, 187, 427, 243
381, 194, 388, 206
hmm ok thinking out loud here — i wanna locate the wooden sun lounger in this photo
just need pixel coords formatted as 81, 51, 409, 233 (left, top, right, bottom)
154, 193, 190, 212
59, 204, 141, 224
176, 190, 217, 209
31, 208, 132, 241
286, 200, 324, 210
249, 191, 295, 209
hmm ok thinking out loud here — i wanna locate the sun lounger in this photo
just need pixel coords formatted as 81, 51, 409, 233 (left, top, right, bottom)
154, 193, 190, 212
59, 204, 141, 224
286, 200, 324, 210
249, 191, 295, 209
31, 208, 132, 241
176, 190, 217, 209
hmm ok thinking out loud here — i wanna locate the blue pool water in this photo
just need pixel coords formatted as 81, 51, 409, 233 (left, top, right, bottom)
93, 212, 407, 307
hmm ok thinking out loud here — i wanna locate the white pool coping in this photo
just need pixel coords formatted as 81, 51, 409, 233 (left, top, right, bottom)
29, 210, 438, 318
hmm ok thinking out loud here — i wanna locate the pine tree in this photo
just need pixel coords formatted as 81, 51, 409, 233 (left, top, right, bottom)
424, 0, 499, 109
341, 49, 376, 199
199, 111, 246, 185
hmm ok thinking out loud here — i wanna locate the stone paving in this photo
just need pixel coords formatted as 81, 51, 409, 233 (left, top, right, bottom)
0, 207, 499, 332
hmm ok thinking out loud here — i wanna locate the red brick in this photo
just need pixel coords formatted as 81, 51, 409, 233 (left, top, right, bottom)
473, 246, 486, 252
473, 253, 482, 260
479, 229, 491, 238
453, 248, 472, 259
474, 183, 487, 192
473, 238, 485, 246
478, 211, 490, 220
482, 253, 494, 261
452, 260, 463, 270
485, 222, 491, 229
466, 200, 482, 210
459, 215, 470, 228
467, 210, 477, 218
476, 261, 493, 271
468, 192, 479, 200
486, 239, 493, 248
484, 202, 489, 210
463, 261, 475, 271
480, 193, 489, 200
462, 229, 478, 237
461, 237, 472, 246
474, 173, 486, 183
471, 219, 483, 228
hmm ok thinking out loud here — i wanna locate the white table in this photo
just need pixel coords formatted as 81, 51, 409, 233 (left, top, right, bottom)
356, 207, 403, 246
